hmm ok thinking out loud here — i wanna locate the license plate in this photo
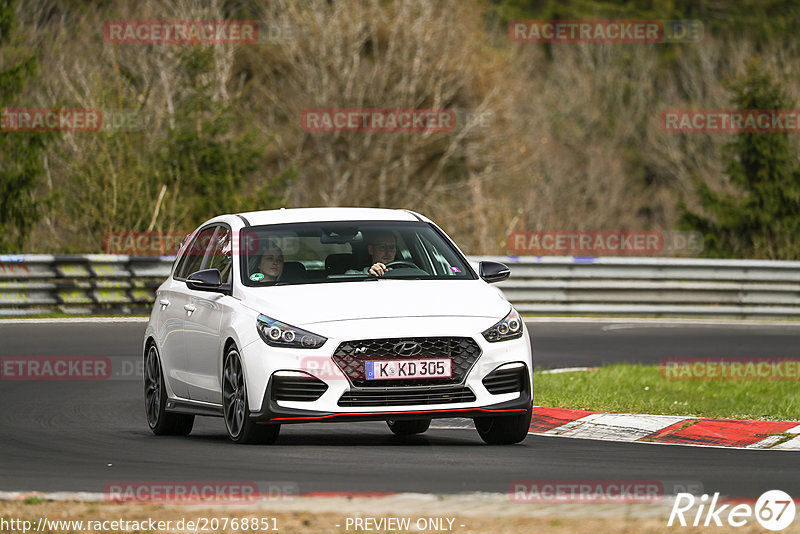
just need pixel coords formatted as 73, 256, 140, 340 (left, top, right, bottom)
365, 359, 452, 380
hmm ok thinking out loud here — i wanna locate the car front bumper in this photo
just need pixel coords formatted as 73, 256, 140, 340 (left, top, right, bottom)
248, 369, 532, 424
241, 317, 533, 423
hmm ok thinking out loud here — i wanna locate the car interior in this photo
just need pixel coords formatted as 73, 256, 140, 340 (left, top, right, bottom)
241, 224, 469, 285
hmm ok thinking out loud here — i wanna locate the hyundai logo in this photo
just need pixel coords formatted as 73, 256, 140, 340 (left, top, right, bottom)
393, 341, 422, 356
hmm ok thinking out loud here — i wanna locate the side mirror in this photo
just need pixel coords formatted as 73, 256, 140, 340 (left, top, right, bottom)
479, 261, 510, 283
186, 268, 223, 292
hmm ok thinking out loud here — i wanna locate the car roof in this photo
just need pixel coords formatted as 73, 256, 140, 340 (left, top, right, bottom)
233, 207, 429, 227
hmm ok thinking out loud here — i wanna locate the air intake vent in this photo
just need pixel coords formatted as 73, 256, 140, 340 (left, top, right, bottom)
271, 373, 328, 402
482, 365, 527, 395
338, 386, 476, 407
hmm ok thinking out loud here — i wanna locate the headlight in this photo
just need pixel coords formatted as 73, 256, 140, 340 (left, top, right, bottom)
482, 308, 523, 342
256, 314, 327, 349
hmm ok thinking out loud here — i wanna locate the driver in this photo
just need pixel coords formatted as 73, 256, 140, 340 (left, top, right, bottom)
348, 231, 398, 276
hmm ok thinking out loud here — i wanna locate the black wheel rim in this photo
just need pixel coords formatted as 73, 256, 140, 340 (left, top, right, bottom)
223, 350, 246, 439
144, 346, 161, 428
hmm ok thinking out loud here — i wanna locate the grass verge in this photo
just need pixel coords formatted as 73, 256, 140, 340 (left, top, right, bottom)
0, 312, 149, 319
533, 364, 800, 421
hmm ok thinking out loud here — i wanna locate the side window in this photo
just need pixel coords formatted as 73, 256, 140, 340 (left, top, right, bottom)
170, 235, 190, 278
175, 226, 217, 279
206, 226, 233, 284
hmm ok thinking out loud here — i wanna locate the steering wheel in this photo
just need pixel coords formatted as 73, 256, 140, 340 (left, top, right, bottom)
384, 260, 418, 269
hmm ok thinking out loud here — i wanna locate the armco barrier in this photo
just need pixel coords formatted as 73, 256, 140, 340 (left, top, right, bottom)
484, 256, 800, 318
0, 255, 172, 316
1, 254, 800, 318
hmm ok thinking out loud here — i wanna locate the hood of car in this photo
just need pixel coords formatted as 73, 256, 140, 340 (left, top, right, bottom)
239, 279, 510, 326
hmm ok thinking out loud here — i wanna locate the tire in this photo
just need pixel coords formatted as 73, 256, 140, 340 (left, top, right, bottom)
144, 344, 194, 436
474, 406, 532, 445
387, 418, 431, 436
222, 346, 280, 444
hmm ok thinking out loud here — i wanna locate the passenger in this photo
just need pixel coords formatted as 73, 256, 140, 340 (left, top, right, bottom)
250, 240, 284, 282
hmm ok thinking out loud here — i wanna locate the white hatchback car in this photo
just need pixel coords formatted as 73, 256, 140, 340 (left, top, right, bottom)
144, 207, 532, 444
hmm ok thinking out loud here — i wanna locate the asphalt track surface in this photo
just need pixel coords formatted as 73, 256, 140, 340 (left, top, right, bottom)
1, 319, 799, 498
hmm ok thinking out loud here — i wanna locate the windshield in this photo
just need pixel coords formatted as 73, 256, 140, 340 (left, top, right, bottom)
240, 221, 475, 286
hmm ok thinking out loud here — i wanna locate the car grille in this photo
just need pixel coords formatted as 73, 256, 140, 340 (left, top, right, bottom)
482, 365, 528, 395
338, 385, 476, 407
332, 337, 482, 387
271, 373, 328, 402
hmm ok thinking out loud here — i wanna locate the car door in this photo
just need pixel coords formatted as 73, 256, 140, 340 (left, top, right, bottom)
155, 276, 190, 399
160, 227, 216, 398
183, 224, 233, 403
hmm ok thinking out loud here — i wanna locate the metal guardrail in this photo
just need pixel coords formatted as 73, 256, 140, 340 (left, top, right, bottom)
0, 255, 171, 316
483, 256, 800, 318
2, 254, 800, 318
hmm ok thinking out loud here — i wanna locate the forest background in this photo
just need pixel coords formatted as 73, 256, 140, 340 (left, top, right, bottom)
2, 0, 799, 259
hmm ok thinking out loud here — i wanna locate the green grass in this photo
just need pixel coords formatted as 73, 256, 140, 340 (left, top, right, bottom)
22, 497, 45, 505
0, 312, 149, 319
534, 364, 800, 421
520, 314, 800, 322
